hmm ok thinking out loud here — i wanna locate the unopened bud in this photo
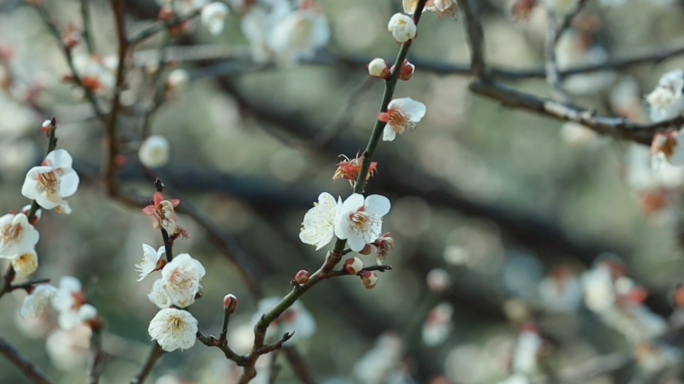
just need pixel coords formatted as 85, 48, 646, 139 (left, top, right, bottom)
223, 294, 238, 313
78, 304, 100, 328
62, 25, 82, 49
360, 244, 372, 255
294, 270, 310, 284
367, 58, 390, 79
360, 271, 378, 289
41, 119, 53, 136
399, 61, 414, 81
166, 69, 189, 90
344, 257, 364, 275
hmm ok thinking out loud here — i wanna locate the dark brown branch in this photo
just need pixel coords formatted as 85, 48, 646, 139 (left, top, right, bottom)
88, 326, 106, 384
282, 347, 317, 384
196, 331, 247, 366
459, 0, 487, 78
128, 9, 202, 45
554, 0, 591, 45
104, 0, 129, 196
255, 332, 294, 355
0, 337, 54, 384
80, 0, 95, 54
32, 4, 106, 121
130, 342, 164, 384
332, 264, 392, 277
7, 278, 51, 292
469, 78, 683, 145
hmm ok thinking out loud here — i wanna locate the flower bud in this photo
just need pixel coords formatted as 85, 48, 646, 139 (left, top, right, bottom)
387, 13, 417, 43
344, 257, 364, 275
62, 25, 82, 50
139, 135, 170, 168
201, 2, 230, 36
373, 233, 394, 264
359, 244, 372, 255
367, 58, 390, 79
223, 294, 238, 313
294, 270, 310, 284
166, 69, 189, 90
360, 271, 378, 289
392, 60, 414, 81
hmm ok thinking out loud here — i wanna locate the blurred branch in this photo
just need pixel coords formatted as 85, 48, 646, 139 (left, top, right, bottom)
282, 347, 316, 384
31, 3, 106, 122
128, 8, 202, 45
88, 326, 106, 384
459, 0, 681, 145
130, 342, 164, 384
0, 337, 54, 384
548, 350, 633, 384
554, 0, 591, 45
80, 0, 95, 54
544, 10, 570, 102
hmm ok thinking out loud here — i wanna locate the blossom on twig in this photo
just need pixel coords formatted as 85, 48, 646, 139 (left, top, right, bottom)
20, 284, 57, 318
299, 192, 340, 250
378, 97, 427, 142
335, 194, 391, 252
0, 212, 39, 259
136, 244, 167, 281
148, 308, 198, 352
21, 149, 80, 214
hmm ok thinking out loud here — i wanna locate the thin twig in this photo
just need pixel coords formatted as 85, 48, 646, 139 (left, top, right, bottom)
237, 1, 429, 382
459, 0, 487, 78
283, 347, 317, 384
554, 0, 591, 45
544, 10, 570, 102
87, 326, 106, 384
0, 336, 54, 384
128, 9, 202, 45
32, 4, 106, 121
80, 0, 95, 54
103, 0, 129, 196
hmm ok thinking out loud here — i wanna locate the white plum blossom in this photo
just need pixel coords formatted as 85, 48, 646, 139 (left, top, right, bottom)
421, 302, 453, 346
380, 97, 427, 142
72, 54, 117, 95
647, 69, 684, 122
45, 324, 91, 371
52, 276, 87, 330
241, 0, 293, 62
201, 2, 230, 35
139, 135, 170, 168
148, 279, 172, 309
21, 149, 80, 213
387, 13, 416, 43
157, 253, 206, 308
136, 244, 166, 281
538, 267, 582, 313
512, 324, 542, 374
78, 304, 98, 323
267, 7, 330, 61
299, 192, 340, 250
11, 249, 38, 277
167, 69, 189, 90
148, 308, 198, 351
651, 129, 684, 167
251, 297, 316, 342
0, 213, 39, 259
581, 263, 616, 312
426, 0, 458, 17
20, 284, 57, 318
335, 194, 391, 252
556, 31, 616, 94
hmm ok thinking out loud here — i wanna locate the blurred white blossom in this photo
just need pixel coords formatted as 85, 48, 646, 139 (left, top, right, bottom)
201, 2, 230, 35
20, 284, 57, 318
647, 69, 684, 122
139, 135, 170, 168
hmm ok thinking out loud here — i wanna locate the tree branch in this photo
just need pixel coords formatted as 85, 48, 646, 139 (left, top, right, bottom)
130, 342, 164, 384
0, 337, 54, 384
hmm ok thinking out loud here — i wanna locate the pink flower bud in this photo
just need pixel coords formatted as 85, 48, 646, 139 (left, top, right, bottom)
360, 244, 373, 255
344, 257, 364, 275
390, 59, 415, 81
294, 270, 310, 284
223, 294, 238, 313
360, 271, 378, 289
367, 58, 390, 79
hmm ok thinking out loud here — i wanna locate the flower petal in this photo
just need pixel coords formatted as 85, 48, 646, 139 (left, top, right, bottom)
364, 195, 391, 217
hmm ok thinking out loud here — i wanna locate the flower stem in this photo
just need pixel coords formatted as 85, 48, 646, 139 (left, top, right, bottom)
130, 342, 164, 384
238, 2, 429, 382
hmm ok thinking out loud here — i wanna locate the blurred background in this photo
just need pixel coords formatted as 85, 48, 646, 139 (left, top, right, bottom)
2, 0, 684, 383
